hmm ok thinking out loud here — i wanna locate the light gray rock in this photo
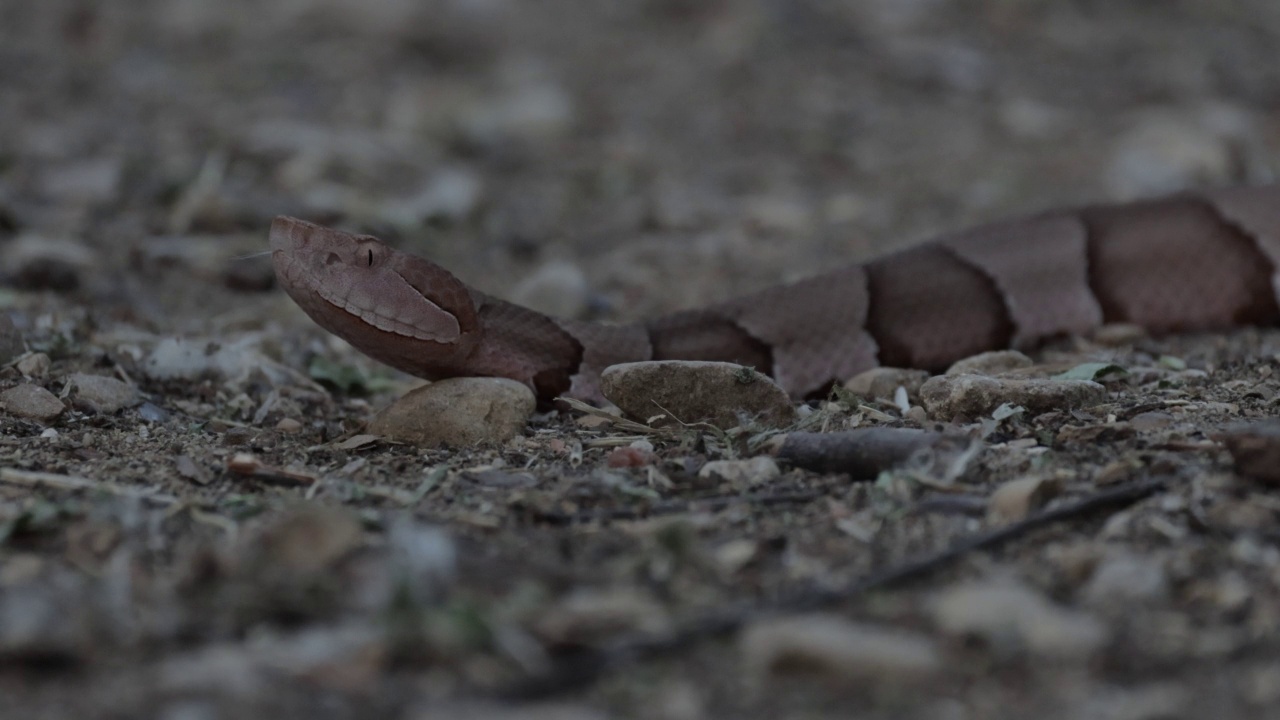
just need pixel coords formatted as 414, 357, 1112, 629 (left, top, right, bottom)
920, 374, 1105, 420
1082, 551, 1169, 608
741, 614, 941, 685
15, 353, 50, 378
67, 373, 140, 414
367, 377, 535, 447
0, 384, 65, 423
698, 457, 781, 487
600, 361, 795, 430
987, 476, 1062, 523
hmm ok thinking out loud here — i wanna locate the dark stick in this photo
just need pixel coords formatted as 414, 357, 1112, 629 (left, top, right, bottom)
500, 475, 1167, 699
772, 428, 962, 478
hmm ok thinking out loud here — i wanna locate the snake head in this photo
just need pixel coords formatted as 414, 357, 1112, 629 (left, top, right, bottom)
269, 216, 482, 378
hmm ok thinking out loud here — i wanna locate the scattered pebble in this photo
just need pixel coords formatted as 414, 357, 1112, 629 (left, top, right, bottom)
0, 384, 65, 423
931, 580, 1109, 658
275, 417, 304, 433
136, 401, 170, 423
379, 166, 484, 226
1081, 551, 1170, 608
920, 374, 1106, 420
740, 614, 941, 685
600, 361, 795, 429
15, 352, 49, 378
987, 476, 1062, 523
367, 377, 535, 447
66, 373, 139, 414
698, 456, 781, 487
842, 367, 929, 401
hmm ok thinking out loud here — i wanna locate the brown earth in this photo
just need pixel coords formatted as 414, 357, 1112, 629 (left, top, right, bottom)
2, 1, 1280, 718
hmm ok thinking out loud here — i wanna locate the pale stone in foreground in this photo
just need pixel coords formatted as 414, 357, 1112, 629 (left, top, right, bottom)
600, 361, 795, 430
368, 377, 535, 448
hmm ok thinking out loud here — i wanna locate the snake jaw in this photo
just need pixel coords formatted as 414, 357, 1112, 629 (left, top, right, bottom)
269, 216, 483, 378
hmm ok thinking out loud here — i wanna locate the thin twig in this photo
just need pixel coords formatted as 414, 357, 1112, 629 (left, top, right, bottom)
501, 475, 1167, 699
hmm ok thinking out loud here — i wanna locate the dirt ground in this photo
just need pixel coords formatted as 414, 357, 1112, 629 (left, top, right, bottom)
3, 1, 1280, 718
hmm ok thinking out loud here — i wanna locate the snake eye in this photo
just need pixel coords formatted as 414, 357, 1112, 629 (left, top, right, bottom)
367, 249, 374, 267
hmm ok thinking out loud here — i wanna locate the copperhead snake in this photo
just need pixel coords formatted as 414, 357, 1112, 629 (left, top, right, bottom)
270, 186, 1280, 404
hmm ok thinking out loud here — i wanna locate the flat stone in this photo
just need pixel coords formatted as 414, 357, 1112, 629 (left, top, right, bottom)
600, 361, 795, 430
920, 374, 1106, 420
66, 373, 140, 414
0, 384, 65, 423
367, 377, 535, 448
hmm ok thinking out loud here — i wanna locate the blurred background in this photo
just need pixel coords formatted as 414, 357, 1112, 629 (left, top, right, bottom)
1, 0, 1279, 322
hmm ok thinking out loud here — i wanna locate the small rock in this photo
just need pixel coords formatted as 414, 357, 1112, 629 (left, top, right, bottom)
1105, 108, 1241, 199
66, 373, 139, 414
0, 313, 22, 364
379, 166, 484, 226
275, 417, 304, 433
461, 67, 575, 147
367, 377, 535, 448
741, 614, 941, 685
600, 361, 795, 429
137, 402, 170, 423
946, 350, 1034, 376
15, 352, 49, 378
842, 367, 930, 401
920, 374, 1106, 420
698, 456, 781, 487
931, 580, 1108, 658
1081, 551, 1169, 608
987, 476, 1062, 523
510, 260, 589, 318
0, 384, 65, 423
1219, 421, 1280, 485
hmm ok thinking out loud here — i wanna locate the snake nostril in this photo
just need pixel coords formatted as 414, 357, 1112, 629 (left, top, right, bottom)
324, 252, 342, 266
